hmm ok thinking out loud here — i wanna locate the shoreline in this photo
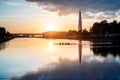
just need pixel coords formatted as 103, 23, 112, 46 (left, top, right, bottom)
41, 36, 120, 42
0, 37, 15, 43
5, 36, 120, 42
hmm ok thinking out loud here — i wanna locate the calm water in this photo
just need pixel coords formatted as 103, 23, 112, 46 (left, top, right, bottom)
0, 38, 120, 80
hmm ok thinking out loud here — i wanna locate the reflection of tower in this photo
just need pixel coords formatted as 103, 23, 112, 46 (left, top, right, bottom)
78, 40, 82, 64
78, 10, 82, 31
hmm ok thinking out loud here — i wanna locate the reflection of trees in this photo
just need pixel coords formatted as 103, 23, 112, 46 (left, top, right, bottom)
0, 42, 6, 51
91, 44, 120, 57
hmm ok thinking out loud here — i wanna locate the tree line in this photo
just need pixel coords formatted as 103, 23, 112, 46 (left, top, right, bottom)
0, 27, 12, 42
90, 20, 120, 34
66, 20, 120, 38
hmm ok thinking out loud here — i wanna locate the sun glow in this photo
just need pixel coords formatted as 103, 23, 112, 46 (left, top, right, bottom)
48, 40, 54, 51
45, 23, 58, 31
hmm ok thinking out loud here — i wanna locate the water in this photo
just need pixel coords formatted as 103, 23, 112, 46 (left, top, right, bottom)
0, 38, 120, 80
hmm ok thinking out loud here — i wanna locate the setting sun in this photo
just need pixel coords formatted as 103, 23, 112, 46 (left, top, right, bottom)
45, 23, 58, 31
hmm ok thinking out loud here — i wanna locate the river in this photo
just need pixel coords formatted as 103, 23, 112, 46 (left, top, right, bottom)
0, 38, 120, 80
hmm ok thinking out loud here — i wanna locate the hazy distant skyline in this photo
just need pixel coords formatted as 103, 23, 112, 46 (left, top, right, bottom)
0, 0, 120, 33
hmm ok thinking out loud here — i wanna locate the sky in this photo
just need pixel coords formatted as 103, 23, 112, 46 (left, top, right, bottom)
0, 0, 120, 33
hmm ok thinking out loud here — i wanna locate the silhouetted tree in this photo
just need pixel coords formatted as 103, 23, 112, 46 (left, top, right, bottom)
81, 29, 89, 35
90, 22, 100, 34
6, 31, 11, 37
99, 20, 108, 34
67, 30, 78, 36
90, 20, 120, 35
0, 27, 6, 39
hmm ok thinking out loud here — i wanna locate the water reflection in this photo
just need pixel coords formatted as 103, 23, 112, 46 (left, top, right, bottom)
1, 38, 120, 80
91, 41, 120, 57
78, 40, 82, 64
91, 46, 120, 57
0, 38, 79, 79
11, 58, 120, 80
0, 42, 6, 51
10, 40, 120, 80
48, 40, 54, 51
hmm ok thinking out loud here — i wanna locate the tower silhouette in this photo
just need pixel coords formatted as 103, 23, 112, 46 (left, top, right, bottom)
78, 10, 82, 31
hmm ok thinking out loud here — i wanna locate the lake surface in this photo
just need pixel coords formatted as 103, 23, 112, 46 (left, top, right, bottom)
0, 38, 120, 80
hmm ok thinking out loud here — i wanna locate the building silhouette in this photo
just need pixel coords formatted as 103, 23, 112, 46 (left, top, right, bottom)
78, 10, 82, 31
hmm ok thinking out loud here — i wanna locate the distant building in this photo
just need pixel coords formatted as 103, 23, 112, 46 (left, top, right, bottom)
78, 10, 82, 31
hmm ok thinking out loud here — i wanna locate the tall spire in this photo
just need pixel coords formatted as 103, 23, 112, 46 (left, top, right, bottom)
78, 10, 82, 31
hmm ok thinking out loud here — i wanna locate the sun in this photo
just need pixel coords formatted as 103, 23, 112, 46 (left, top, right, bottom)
45, 23, 57, 31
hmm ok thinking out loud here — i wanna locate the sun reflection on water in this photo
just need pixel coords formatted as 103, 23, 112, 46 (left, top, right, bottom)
48, 40, 54, 51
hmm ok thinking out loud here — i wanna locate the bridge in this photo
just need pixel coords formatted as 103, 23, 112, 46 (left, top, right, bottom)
13, 33, 43, 38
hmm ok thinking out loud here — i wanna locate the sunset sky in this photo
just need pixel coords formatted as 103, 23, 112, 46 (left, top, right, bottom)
0, 0, 120, 33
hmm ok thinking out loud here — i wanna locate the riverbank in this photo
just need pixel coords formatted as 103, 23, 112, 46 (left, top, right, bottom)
41, 36, 120, 42
0, 36, 15, 43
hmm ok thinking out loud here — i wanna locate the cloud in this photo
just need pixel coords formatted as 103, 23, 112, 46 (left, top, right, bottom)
85, 11, 120, 19
26, 0, 120, 19
2, 1, 23, 6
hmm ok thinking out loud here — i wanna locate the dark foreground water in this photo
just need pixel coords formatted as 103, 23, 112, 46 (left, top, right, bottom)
0, 38, 120, 80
